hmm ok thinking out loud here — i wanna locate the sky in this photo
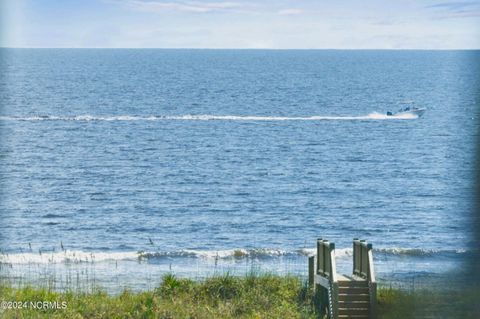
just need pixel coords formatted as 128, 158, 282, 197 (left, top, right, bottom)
1, 0, 479, 49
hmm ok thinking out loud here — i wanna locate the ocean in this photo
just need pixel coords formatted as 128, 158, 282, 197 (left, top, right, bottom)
0, 49, 478, 292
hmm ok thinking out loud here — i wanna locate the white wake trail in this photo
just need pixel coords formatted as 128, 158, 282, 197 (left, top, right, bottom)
0, 112, 418, 122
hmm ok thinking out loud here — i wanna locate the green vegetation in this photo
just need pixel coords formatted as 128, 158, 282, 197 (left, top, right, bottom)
1, 274, 478, 318
0, 273, 316, 319
376, 286, 480, 319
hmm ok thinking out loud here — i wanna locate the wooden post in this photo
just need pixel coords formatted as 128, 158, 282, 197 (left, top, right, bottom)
324, 240, 331, 277
360, 240, 367, 278
353, 238, 359, 276
370, 281, 377, 319
353, 239, 377, 319
317, 238, 322, 275
329, 242, 338, 319
308, 256, 315, 288
318, 285, 325, 315
367, 243, 376, 319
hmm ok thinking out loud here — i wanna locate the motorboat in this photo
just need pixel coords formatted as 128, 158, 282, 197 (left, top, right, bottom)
387, 106, 426, 118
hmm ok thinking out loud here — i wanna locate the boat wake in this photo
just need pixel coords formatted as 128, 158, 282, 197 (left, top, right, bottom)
0, 112, 418, 122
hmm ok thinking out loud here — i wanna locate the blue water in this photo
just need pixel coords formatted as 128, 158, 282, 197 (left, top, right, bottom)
0, 49, 478, 291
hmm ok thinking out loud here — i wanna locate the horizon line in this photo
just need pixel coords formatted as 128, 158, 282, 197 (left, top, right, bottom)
1, 47, 480, 51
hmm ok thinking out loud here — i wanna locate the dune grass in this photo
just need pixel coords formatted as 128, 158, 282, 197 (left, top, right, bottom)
1, 274, 478, 318
0, 273, 317, 319
377, 285, 480, 319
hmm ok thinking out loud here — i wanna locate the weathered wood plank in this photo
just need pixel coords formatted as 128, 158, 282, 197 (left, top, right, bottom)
314, 274, 330, 288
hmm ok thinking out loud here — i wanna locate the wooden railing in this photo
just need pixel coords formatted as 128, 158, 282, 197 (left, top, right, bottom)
309, 238, 377, 319
353, 238, 377, 318
308, 238, 338, 318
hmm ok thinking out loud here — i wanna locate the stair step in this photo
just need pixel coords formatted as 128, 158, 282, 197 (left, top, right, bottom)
338, 307, 369, 315
339, 300, 369, 307
338, 293, 370, 302
338, 287, 370, 294
338, 280, 368, 287
338, 315, 369, 319
338, 285, 369, 290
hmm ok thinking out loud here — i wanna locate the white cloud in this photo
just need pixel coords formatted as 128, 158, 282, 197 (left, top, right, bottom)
277, 9, 303, 16
119, 1, 304, 15
125, 0, 244, 13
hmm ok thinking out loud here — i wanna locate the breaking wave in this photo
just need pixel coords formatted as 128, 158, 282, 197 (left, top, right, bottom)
0, 250, 139, 264
375, 248, 467, 257
0, 112, 418, 122
0, 247, 466, 264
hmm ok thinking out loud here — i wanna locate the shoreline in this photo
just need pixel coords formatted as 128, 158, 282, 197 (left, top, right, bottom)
0, 246, 467, 294
1, 258, 462, 295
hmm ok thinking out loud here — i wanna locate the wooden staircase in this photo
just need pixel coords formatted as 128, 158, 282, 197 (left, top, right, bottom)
308, 239, 377, 319
338, 276, 370, 318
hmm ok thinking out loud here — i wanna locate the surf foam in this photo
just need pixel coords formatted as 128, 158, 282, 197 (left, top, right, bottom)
1, 247, 465, 265
0, 250, 139, 264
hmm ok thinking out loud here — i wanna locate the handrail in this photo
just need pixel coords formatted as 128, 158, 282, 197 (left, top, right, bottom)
330, 245, 337, 283
353, 238, 373, 279
313, 238, 338, 319
368, 247, 377, 319
329, 242, 338, 319
353, 238, 377, 319
367, 246, 376, 283
316, 239, 337, 282
309, 238, 377, 319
